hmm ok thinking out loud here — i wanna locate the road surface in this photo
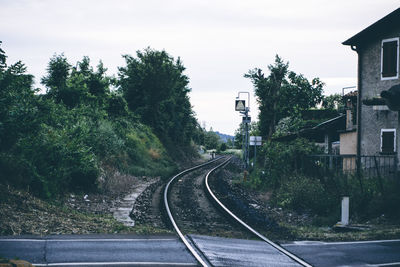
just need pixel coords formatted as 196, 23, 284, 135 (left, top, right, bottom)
1, 235, 400, 266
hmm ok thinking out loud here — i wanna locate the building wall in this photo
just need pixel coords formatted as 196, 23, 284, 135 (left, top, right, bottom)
359, 28, 400, 165
340, 131, 357, 155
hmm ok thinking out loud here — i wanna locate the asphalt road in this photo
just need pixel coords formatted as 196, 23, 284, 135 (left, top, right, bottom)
0, 234, 197, 267
188, 234, 302, 266
1, 235, 400, 267
282, 239, 400, 267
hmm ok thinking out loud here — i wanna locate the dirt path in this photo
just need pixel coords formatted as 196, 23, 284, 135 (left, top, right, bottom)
112, 178, 159, 226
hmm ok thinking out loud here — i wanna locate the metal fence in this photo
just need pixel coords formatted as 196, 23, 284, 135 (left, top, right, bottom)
302, 154, 397, 179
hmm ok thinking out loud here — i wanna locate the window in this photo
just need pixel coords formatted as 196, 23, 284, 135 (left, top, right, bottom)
381, 129, 396, 154
381, 38, 399, 79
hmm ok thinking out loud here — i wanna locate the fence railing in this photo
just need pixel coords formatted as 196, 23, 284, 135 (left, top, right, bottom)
302, 154, 397, 178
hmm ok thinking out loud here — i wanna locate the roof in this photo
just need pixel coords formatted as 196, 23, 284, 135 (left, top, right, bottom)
273, 115, 345, 142
311, 115, 345, 131
343, 91, 358, 98
343, 8, 400, 46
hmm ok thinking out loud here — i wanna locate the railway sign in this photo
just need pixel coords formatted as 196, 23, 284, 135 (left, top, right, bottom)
235, 100, 246, 111
249, 136, 262, 146
242, 116, 251, 124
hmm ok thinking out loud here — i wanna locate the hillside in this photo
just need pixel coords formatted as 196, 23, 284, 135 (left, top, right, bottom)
215, 131, 234, 143
0, 43, 200, 199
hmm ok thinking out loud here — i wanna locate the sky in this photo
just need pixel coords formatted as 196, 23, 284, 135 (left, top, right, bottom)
1, 0, 399, 135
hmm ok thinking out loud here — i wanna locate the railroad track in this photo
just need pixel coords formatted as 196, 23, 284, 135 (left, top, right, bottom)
164, 156, 312, 267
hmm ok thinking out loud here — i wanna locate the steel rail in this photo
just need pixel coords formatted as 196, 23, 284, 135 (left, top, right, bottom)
164, 157, 224, 267
204, 158, 313, 267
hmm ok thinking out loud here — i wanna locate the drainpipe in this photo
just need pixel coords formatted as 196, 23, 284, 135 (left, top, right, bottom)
351, 45, 362, 180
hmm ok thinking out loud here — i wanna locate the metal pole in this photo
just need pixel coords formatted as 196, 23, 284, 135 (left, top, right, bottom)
242, 123, 245, 164
254, 143, 256, 168
244, 116, 249, 170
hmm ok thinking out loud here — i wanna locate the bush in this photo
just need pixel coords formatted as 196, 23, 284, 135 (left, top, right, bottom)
2, 124, 99, 198
247, 133, 400, 222
344, 174, 400, 220
269, 170, 400, 222
274, 175, 338, 216
219, 143, 227, 152
252, 138, 321, 190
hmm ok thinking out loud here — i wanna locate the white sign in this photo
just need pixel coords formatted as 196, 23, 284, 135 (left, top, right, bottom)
249, 136, 262, 146
235, 100, 246, 111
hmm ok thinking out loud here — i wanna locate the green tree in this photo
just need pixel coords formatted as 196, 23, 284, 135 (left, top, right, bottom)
233, 121, 259, 149
118, 48, 197, 146
107, 92, 129, 117
322, 93, 344, 112
41, 54, 71, 104
226, 138, 233, 148
0, 43, 38, 152
42, 55, 113, 108
204, 129, 220, 150
70, 57, 113, 106
191, 122, 206, 146
245, 55, 324, 139
234, 127, 243, 149
219, 142, 227, 152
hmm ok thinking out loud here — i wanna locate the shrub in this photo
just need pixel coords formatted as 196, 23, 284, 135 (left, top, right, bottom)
253, 138, 321, 190
6, 124, 100, 197
219, 143, 227, 152
274, 175, 338, 215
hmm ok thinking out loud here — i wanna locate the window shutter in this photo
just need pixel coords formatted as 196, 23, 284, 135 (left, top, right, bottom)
381, 131, 395, 153
382, 40, 398, 78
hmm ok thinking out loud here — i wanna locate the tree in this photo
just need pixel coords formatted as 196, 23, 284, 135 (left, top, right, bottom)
245, 55, 323, 139
322, 93, 344, 112
0, 44, 176, 198
42, 55, 113, 108
0, 42, 38, 152
234, 126, 243, 149
204, 130, 220, 150
233, 121, 259, 149
0, 41, 6, 72
226, 138, 233, 148
118, 48, 197, 146
219, 142, 227, 152
41, 54, 71, 102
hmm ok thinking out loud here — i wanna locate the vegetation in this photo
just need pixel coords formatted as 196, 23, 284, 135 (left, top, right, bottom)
203, 128, 221, 150
243, 55, 400, 225
234, 121, 259, 149
250, 138, 320, 189
244, 55, 324, 140
247, 138, 400, 224
118, 48, 198, 154
0, 42, 202, 198
321, 93, 345, 112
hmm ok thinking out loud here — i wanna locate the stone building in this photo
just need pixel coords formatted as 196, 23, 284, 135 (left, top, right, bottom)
343, 8, 400, 170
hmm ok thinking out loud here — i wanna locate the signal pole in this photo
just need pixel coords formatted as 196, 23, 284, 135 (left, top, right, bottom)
235, 92, 250, 169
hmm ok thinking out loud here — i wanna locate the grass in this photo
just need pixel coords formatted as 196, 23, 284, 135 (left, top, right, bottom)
282, 223, 400, 242
0, 184, 171, 236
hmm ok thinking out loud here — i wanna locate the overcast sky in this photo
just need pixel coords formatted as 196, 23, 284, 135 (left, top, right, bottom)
1, 0, 399, 135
